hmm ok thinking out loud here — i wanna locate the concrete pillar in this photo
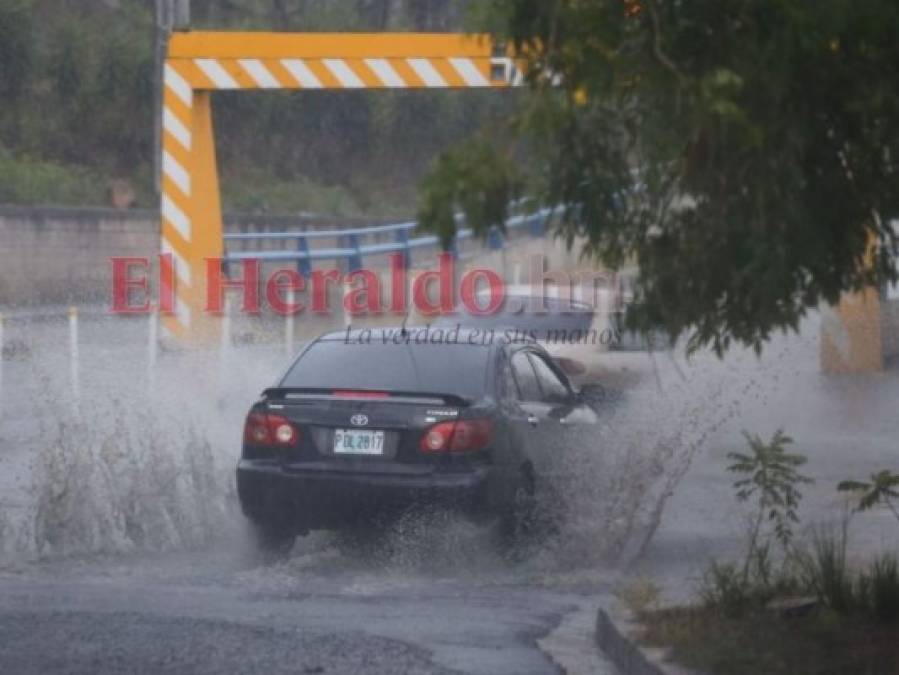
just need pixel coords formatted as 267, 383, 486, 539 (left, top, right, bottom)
820, 287, 884, 374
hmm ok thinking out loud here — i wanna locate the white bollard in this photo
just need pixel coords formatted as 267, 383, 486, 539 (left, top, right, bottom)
343, 280, 352, 329
147, 309, 158, 393
407, 271, 416, 325
381, 269, 392, 313
220, 295, 231, 354
218, 296, 232, 398
285, 288, 295, 357
68, 306, 79, 401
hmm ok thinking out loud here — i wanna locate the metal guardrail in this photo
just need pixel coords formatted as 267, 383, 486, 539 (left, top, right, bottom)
223, 208, 553, 276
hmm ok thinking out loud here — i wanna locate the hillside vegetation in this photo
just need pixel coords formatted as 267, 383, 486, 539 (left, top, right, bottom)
0, 0, 509, 215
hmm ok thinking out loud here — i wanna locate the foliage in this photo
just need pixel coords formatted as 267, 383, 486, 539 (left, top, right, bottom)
420, 0, 899, 355
798, 528, 855, 614
640, 603, 899, 675
617, 576, 661, 616
417, 135, 524, 248
222, 167, 364, 216
699, 561, 754, 616
727, 429, 812, 575
839, 469, 899, 524
0, 147, 107, 205
863, 553, 899, 624
699, 542, 806, 618
0, 0, 33, 103
700, 521, 899, 625
0, 0, 492, 211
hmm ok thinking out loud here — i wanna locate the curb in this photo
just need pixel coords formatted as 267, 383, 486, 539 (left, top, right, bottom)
595, 601, 702, 675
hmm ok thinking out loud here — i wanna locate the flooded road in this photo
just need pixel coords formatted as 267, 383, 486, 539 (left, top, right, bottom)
0, 312, 622, 673
2, 309, 895, 672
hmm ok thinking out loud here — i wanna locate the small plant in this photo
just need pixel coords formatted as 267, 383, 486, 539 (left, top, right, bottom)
799, 529, 855, 614
618, 577, 662, 617
727, 429, 813, 580
699, 561, 752, 616
862, 553, 899, 624
838, 470, 899, 525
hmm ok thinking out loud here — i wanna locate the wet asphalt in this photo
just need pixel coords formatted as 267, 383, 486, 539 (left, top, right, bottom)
7, 309, 895, 673
0, 545, 616, 675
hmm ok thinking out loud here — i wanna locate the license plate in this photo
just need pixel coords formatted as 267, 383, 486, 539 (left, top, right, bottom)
333, 429, 385, 455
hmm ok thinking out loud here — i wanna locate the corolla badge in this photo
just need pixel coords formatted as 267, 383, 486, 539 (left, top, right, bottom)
350, 414, 369, 427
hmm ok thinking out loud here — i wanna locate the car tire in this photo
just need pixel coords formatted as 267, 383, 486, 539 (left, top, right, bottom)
497, 464, 539, 553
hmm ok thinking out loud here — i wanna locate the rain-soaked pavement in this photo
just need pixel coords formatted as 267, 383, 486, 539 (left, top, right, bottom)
0, 543, 615, 674
1, 309, 897, 673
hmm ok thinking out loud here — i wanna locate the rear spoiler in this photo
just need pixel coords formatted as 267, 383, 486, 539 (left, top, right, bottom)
262, 387, 471, 407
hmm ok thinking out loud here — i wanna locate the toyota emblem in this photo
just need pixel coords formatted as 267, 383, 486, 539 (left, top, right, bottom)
350, 414, 369, 427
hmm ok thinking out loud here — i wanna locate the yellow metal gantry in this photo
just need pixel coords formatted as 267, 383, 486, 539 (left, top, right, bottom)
160, 32, 521, 342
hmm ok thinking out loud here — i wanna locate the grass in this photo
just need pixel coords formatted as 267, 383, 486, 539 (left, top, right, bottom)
0, 149, 108, 206
0, 149, 420, 216
641, 606, 899, 675
638, 544, 899, 675
221, 167, 364, 216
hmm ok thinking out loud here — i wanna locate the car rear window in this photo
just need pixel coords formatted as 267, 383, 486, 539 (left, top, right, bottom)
281, 338, 491, 399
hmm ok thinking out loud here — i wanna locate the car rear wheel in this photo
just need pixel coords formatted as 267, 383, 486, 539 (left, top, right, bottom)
497, 462, 566, 557
497, 464, 539, 550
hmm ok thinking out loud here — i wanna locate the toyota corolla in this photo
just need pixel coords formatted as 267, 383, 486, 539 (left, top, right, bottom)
236, 327, 599, 552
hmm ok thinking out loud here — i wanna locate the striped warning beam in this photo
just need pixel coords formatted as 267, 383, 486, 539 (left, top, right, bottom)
165, 55, 522, 90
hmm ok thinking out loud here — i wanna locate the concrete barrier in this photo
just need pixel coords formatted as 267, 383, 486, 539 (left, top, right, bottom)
0, 205, 396, 306
0, 206, 158, 305
595, 601, 703, 675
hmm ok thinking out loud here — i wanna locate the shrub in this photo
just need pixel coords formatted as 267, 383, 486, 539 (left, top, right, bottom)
727, 429, 812, 579
700, 561, 753, 616
799, 530, 856, 614
0, 148, 105, 205
863, 554, 899, 624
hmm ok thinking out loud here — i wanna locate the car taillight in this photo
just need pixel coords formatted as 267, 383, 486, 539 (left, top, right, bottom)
420, 419, 493, 454
243, 412, 300, 447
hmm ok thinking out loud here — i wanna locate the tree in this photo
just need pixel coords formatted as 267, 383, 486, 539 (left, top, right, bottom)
0, 0, 34, 103
420, 0, 899, 354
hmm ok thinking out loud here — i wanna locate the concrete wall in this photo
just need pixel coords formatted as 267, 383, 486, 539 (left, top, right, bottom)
0, 206, 396, 306
0, 204, 602, 329
0, 206, 159, 306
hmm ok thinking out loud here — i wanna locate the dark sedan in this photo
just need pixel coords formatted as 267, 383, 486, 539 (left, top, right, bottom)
237, 327, 599, 552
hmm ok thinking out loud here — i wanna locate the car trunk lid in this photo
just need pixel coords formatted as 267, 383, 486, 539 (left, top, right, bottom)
262, 387, 467, 468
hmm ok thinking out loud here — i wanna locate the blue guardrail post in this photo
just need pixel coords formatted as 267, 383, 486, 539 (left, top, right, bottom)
396, 227, 411, 269
346, 233, 363, 273
487, 225, 504, 250
296, 233, 312, 279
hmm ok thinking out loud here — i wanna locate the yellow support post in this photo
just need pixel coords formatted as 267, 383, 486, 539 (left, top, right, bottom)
820, 232, 885, 374
821, 288, 884, 374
